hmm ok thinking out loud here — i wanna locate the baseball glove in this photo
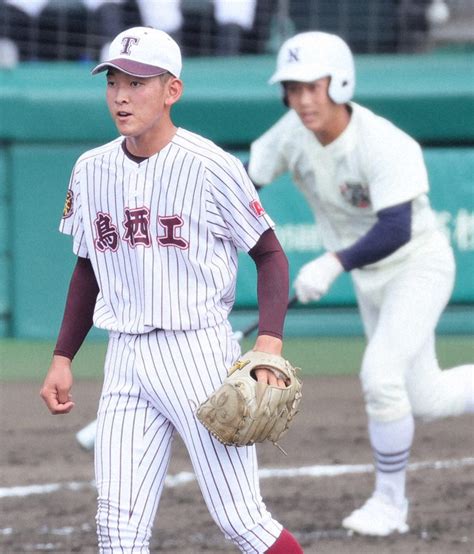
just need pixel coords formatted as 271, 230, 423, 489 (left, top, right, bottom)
196, 350, 302, 452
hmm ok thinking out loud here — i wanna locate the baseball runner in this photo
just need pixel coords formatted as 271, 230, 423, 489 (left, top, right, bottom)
39, 27, 303, 553
248, 31, 474, 537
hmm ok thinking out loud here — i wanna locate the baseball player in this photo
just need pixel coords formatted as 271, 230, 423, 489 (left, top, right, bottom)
248, 31, 474, 537
39, 27, 303, 553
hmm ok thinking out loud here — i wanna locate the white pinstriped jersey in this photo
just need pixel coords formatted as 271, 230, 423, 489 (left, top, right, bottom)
60, 128, 274, 334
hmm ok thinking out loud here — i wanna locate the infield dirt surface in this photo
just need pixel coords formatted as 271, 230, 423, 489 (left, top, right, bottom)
1, 376, 473, 553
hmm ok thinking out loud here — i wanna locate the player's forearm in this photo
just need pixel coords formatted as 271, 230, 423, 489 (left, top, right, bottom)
337, 201, 412, 271
249, 229, 289, 340
54, 257, 99, 360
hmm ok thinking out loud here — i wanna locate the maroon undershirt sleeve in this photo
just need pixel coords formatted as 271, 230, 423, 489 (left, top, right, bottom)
54, 257, 99, 360
248, 228, 289, 340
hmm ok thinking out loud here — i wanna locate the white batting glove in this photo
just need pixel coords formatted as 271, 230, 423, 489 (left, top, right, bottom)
293, 252, 344, 304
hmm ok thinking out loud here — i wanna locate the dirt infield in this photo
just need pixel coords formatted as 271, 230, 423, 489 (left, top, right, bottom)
1, 376, 473, 553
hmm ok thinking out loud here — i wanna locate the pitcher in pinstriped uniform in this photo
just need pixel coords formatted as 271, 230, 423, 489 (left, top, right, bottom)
40, 26, 303, 554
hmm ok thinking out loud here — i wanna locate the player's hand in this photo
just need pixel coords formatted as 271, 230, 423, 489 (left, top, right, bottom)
252, 335, 287, 388
294, 252, 344, 303
40, 355, 75, 414
254, 368, 288, 388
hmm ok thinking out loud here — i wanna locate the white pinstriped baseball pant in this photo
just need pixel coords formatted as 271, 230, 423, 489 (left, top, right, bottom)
94, 321, 282, 553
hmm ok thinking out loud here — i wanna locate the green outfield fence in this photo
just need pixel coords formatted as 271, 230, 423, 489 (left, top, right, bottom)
0, 53, 473, 338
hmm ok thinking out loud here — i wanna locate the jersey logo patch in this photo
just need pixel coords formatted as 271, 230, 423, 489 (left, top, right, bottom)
62, 189, 74, 219
340, 182, 371, 208
123, 207, 152, 247
158, 215, 189, 249
94, 212, 119, 252
250, 200, 265, 217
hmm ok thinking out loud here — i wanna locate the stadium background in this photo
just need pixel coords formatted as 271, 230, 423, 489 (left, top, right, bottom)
0, 0, 473, 339
0, 1, 473, 553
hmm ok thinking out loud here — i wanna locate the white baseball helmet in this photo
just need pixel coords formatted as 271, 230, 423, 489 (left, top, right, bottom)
269, 31, 355, 104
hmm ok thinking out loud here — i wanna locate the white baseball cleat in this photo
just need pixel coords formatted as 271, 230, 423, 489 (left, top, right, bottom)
75, 420, 97, 451
342, 493, 409, 536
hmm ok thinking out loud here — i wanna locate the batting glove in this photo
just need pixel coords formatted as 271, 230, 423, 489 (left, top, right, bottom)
294, 252, 344, 304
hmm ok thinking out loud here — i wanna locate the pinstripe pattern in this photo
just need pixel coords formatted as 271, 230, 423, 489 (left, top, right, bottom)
59, 129, 285, 551
59, 129, 274, 334
95, 323, 282, 552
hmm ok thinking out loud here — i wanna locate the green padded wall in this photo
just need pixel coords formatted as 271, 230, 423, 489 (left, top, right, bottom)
1, 53, 473, 338
10, 144, 94, 338
1, 53, 473, 144
0, 150, 9, 335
